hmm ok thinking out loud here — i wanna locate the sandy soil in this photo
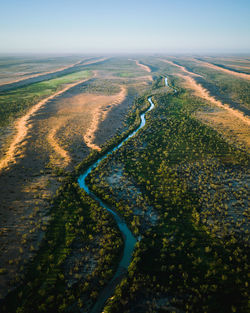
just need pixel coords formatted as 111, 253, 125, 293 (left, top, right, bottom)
0, 61, 151, 299
44, 84, 128, 162
42, 70, 148, 168
0, 57, 107, 89
178, 73, 250, 126
160, 58, 249, 126
230, 65, 250, 70
83, 85, 127, 150
0, 77, 92, 173
0, 139, 61, 299
194, 59, 250, 80
81, 57, 108, 66
47, 117, 72, 167
160, 59, 202, 77
0, 60, 84, 87
196, 109, 250, 151
130, 59, 151, 73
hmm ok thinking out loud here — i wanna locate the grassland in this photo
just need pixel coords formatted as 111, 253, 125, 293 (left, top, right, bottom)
0, 55, 249, 313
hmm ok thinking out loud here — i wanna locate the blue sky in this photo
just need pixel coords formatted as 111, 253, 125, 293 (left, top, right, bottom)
0, 0, 250, 53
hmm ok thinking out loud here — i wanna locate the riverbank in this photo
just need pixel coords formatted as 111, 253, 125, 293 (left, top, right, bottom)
78, 96, 155, 312
0, 76, 158, 312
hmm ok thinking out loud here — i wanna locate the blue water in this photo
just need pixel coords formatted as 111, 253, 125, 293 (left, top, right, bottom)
78, 78, 169, 312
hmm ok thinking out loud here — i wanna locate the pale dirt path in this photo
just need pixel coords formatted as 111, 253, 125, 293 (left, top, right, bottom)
193, 58, 250, 80
160, 59, 250, 126
84, 85, 127, 151
0, 77, 92, 172
129, 59, 152, 73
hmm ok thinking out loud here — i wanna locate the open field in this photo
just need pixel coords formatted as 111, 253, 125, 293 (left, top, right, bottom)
0, 55, 249, 313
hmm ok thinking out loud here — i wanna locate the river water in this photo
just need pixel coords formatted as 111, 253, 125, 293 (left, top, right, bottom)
78, 77, 169, 312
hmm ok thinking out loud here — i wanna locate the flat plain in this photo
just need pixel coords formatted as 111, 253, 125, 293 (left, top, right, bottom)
0, 55, 249, 313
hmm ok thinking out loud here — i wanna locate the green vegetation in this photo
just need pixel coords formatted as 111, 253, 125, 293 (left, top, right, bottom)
198, 57, 250, 75
86, 83, 249, 312
0, 55, 82, 80
172, 58, 250, 113
0, 70, 90, 127
1, 178, 123, 313
78, 79, 121, 95
116, 72, 136, 78
0, 56, 249, 313
0, 90, 151, 313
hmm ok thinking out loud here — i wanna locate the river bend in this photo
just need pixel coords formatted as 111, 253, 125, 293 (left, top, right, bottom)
78, 77, 169, 312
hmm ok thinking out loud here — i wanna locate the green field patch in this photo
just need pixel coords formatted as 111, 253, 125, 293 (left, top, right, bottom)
115, 72, 137, 78
0, 70, 90, 127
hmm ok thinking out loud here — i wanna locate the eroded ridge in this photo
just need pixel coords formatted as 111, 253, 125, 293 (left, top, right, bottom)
0, 57, 107, 88
47, 118, 71, 167
0, 77, 91, 172
83, 86, 127, 151
129, 59, 151, 73
194, 58, 250, 80
161, 59, 250, 126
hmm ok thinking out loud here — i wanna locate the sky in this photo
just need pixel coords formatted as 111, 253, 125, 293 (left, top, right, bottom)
0, 0, 250, 54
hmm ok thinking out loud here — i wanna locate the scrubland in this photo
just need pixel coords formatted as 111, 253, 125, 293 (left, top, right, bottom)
0, 56, 249, 313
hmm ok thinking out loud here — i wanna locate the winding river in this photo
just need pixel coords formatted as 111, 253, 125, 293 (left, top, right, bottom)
78, 77, 169, 312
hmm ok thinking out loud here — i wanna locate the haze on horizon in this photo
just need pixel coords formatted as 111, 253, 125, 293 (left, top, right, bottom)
0, 0, 250, 54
